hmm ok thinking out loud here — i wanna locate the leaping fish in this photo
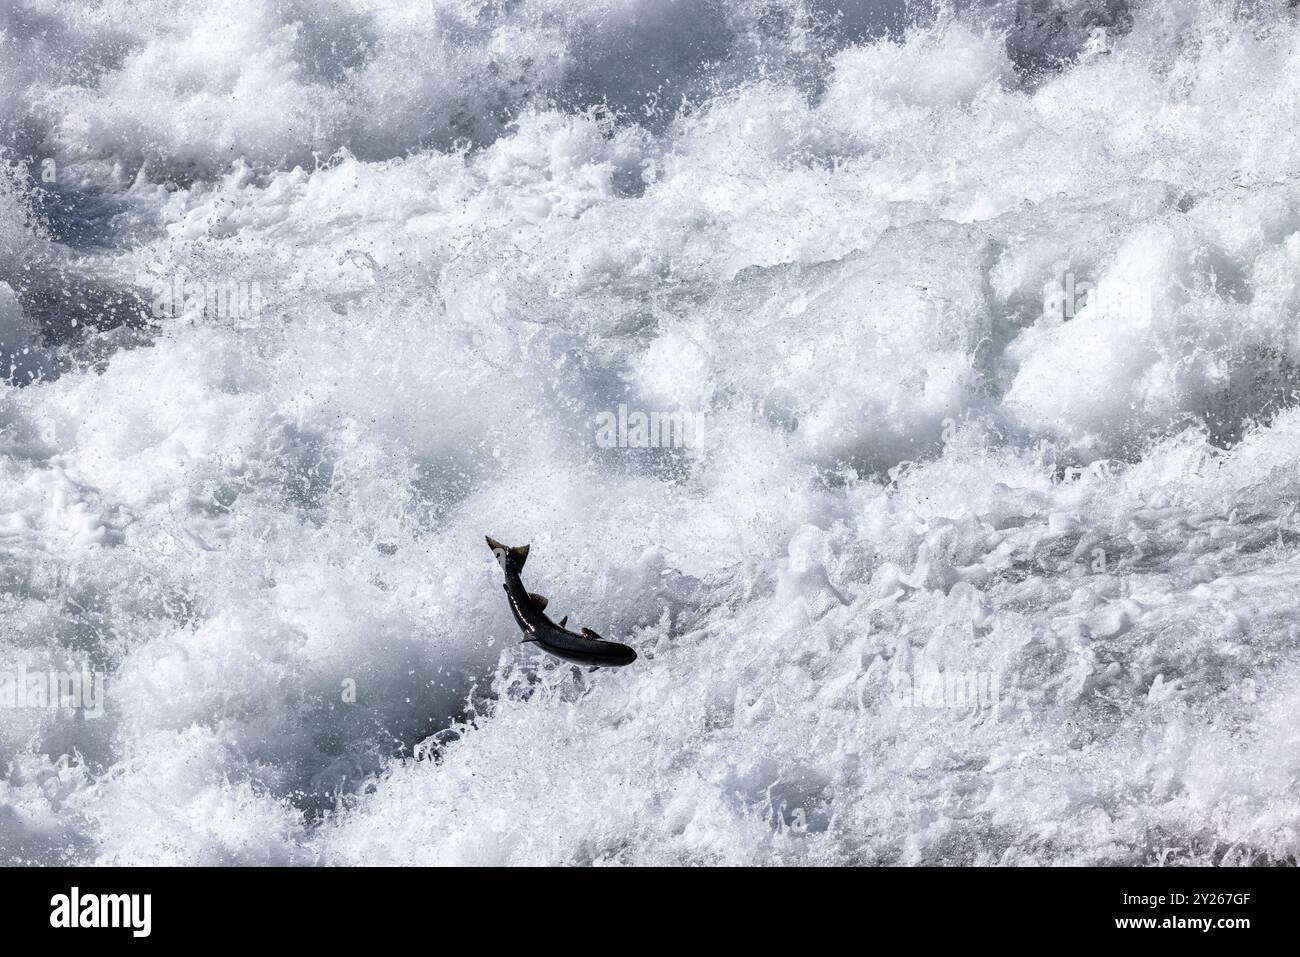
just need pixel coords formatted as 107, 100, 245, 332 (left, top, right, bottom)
486, 536, 637, 668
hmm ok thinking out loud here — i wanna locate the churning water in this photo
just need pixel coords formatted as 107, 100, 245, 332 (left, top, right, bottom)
3, 0, 1300, 864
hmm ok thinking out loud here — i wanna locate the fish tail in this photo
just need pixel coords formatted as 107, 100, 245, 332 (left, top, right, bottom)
485, 536, 530, 572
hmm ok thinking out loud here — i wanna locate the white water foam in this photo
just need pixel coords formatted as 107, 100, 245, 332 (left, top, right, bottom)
2, 0, 1300, 864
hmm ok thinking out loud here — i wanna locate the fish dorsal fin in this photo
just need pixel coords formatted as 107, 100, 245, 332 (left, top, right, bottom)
580, 627, 606, 642
528, 592, 548, 610
558, 615, 568, 629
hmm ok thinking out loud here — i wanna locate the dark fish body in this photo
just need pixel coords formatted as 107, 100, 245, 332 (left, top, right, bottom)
486, 536, 637, 668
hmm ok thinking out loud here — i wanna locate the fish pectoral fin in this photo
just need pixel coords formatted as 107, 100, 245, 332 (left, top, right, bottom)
558, 615, 568, 629
520, 637, 539, 644
580, 627, 606, 642
527, 592, 549, 610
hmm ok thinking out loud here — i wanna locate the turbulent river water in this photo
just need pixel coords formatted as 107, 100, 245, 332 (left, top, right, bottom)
3, 0, 1300, 864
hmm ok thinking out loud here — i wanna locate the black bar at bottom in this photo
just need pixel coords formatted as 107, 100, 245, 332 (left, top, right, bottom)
0, 866, 1287, 943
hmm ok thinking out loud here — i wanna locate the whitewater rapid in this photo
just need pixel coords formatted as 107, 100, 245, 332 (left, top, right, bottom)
2, 0, 1300, 864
